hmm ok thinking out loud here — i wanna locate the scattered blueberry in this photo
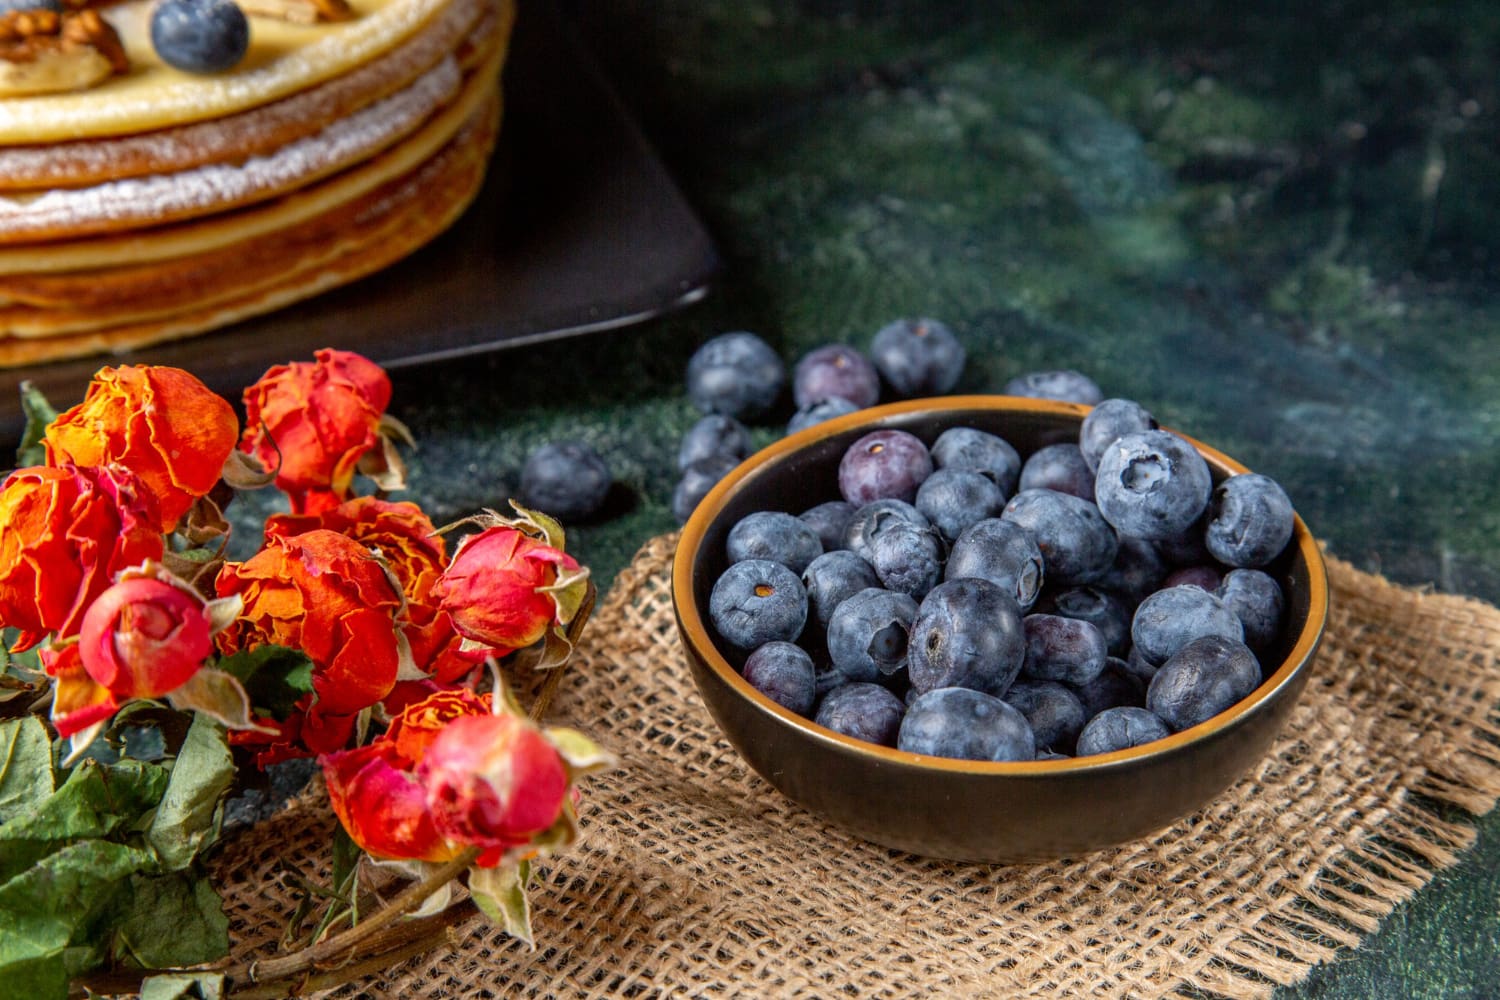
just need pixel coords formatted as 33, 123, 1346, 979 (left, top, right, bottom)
793, 343, 881, 409
709, 559, 808, 650
1079, 398, 1157, 472
1003, 680, 1086, 755
1093, 429, 1213, 541
930, 426, 1022, 497
837, 429, 934, 505
727, 510, 824, 574
1130, 584, 1244, 667
843, 498, 931, 564
802, 550, 881, 630
907, 578, 1026, 697
1003, 369, 1104, 405
743, 642, 817, 715
1019, 442, 1095, 500
1216, 569, 1285, 654
816, 682, 907, 746
1001, 488, 1118, 586
673, 453, 739, 524
518, 441, 611, 522
899, 687, 1035, 761
788, 397, 860, 435
686, 332, 786, 419
1075, 707, 1171, 756
915, 468, 1005, 543
799, 500, 857, 552
869, 318, 966, 397
151, 0, 250, 74
679, 414, 752, 471
1146, 635, 1262, 731
1204, 473, 1296, 568
826, 587, 920, 682
944, 518, 1045, 611
1021, 613, 1108, 686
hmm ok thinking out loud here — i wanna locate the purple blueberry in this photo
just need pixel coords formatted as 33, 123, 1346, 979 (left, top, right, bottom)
672, 453, 739, 524
930, 426, 1022, 497
1156, 517, 1213, 567
787, 397, 860, 435
799, 500, 857, 552
899, 688, 1035, 761
518, 441, 611, 522
1216, 568, 1285, 653
1079, 398, 1157, 472
1093, 429, 1213, 541
1068, 657, 1145, 718
914, 468, 1005, 543
708, 559, 808, 650
907, 577, 1026, 697
842, 498, 931, 564
1003, 369, 1104, 405
151, 0, 249, 74
743, 641, 817, 715
1164, 565, 1223, 593
1001, 488, 1118, 586
802, 550, 880, 630
1146, 634, 1262, 731
1094, 535, 1169, 606
1003, 680, 1086, 755
869, 318, 966, 397
726, 510, 823, 574
868, 521, 945, 599
1021, 613, 1108, 686
678, 414, 752, 471
1130, 584, 1244, 667
686, 332, 786, 419
1037, 585, 1131, 657
1075, 707, 1171, 756
1204, 473, 1296, 568
945, 518, 1045, 611
793, 344, 881, 409
1019, 442, 1095, 500
837, 429, 933, 505
816, 682, 907, 746
826, 587, 919, 681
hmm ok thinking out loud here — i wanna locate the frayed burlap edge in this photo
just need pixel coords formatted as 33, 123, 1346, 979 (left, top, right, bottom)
210, 534, 1500, 1000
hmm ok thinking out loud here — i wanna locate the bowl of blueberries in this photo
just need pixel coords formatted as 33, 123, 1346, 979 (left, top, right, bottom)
672, 348, 1328, 863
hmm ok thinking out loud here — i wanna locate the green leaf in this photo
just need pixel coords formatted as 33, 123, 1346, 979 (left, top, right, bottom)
15, 381, 57, 469
165, 669, 277, 739
145, 714, 233, 872
0, 950, 68, 1000
0, 717, 54, 822
109, 872, 228, 970
215, 645, 315, 720
468, 861, 534, 947
140, 972, 225, 1000
0, 759, 168, 882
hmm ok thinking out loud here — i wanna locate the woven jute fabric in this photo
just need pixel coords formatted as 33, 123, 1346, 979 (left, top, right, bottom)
213, 534, 1500, 999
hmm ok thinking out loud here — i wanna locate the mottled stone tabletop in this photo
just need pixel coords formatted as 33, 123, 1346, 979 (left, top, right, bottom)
307, 2, 1500, 995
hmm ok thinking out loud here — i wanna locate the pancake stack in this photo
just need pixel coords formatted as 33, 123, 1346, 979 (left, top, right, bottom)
0, 0, 514, 367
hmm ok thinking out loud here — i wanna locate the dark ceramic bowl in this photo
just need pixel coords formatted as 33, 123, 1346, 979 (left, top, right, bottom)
672, 395, 1328, 864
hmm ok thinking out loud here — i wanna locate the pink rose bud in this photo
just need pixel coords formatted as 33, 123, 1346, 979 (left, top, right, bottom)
79, 577, 213, 700
419, 713, 569, 851
430, 526, 585, 652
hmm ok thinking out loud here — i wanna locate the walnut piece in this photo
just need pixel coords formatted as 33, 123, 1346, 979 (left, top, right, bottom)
0, 8, 127, 96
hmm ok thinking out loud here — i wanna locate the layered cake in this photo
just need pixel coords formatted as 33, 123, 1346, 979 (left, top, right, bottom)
0, 0, 514, 366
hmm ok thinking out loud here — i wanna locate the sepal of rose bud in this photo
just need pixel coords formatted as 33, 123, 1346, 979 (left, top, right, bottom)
323, 741, 462, 864
468, 861, 534, 946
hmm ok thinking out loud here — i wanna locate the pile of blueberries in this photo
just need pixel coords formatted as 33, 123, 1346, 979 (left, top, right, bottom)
693, 327, 1297, 762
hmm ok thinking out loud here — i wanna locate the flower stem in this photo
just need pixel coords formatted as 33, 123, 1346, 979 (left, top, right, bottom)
529, 580, 595, 722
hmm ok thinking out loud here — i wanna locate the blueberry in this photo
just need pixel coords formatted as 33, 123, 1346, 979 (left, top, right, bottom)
1204, 473, 1296, 568
869, 318, 966, 397
1019, 442, 1095, 500
1124, 644, 1160, 685
742, 641, 817, 716
1093, 430, 1213, 541
1021, 613, 1108, 686
930, 426, 1022, 497
793, 343, 881, 409
843, 498, 931, 564
678, 414, 752, 471
726, 510, 823, 574
1146, 635, 1262, 731
801, 550, 880, 630
151, 0, 249, 73
1156, 516, 1213, 567
1093, 535, 1169, 606
826, 587, 920, 681
518, 441, 611, 522
1037, 585, 1131, 657
815, 682, 906, 746
1216, 568, 1285, 653
944, 518, 1045, 611
787, 397, 860, 435
837, 429, 933, 505
1001, 488, 1118, 586
0, 0, 62, 11
672, 453, 739, 524
1003, 369, 1104, 405
868, 520, 945, 599
799, 500, 857, 552
899, 688, 1035, 761
1079, 398, 1157, 472
1163, 565, 1223, 593
914, 468, 1005, 543
1130, 584, 1243, 667
907, 577, 1026, 697
685, 332, 786, 419
1003, 680, 1086, 755
708, 559, 808, 651
1075, 707, 1171, 757
1068, 657, 1145, 718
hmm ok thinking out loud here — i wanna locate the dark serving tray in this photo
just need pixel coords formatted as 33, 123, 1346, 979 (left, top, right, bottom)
0, 2, 720, 445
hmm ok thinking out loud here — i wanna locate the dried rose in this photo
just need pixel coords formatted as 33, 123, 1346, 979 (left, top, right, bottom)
44, 640, 116, 739
239, 349, 395, 514
383, 686, 490, 763
323, 740, 465, 864
43, 365, 239, 531
78, 575, 212, 699
0, 465, 163, 651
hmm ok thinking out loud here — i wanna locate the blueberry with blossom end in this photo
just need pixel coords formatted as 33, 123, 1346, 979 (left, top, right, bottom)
816, 682, 906, 746
899, 687, 1034, 761
1216, 568, 1285, 653
868, 520, 944, 599
1003, 680, 1086, 755
1001, 488, 1118, 586
793, 344, 881, 409
787, 397, 859, 435
945, 518, 1044, 611
908, 577, 1026, 697
743, 641, 817, 716
151, 0, 250, 73
709, 559, 807, 651
802, 550, 880, 630
843, 498, 930, 564
1021, 613, 1108, 686
930, 426, 1021, 497
1146, 634, 1262, 731
727, 510, 823, 574
1079, 398, 1157, 472
826, 587, 919, 682
1204, 473, 1296, 568
518, 441, 611, 522
869, 318, 966, 397
678, 414, 752, 471
672, 453, 739, 524
1069, 657, 1145, 718
1075, 707, 1170, 756
1037, 585, 1131, 657
799, 500, 856, 552
1019, 443, 1094, 500
1003, 369, 1104, 405
837, 429, 933, 505
1094, 429, 1213, 541
915, 468, 1005, 544
686, 332, 786, 419
1130, 584, 1243, 667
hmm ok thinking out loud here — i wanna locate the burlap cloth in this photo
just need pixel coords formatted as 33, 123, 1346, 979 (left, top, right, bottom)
214, 534, 1500, 999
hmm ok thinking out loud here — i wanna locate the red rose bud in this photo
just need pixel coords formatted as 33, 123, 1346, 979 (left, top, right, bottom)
323, 741, 462, 864
79, 576, 212, 700
430, 526, 588, 654
419, 713, 569, 852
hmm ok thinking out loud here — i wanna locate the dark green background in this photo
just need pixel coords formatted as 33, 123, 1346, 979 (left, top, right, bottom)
247, 2, 1500, 995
